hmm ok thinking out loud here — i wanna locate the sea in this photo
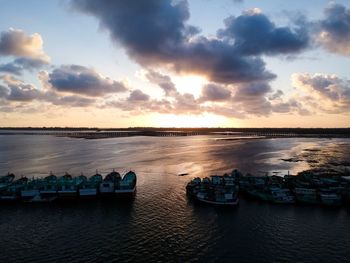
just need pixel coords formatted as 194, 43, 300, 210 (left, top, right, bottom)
0, 134, 350, 263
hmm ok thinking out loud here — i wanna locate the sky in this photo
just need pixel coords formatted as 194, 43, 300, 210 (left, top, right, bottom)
0, 0, 349, 128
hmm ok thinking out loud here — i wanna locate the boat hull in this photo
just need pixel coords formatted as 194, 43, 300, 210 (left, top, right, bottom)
79, 188, 98, 199
57, 190, 78, 201
21, 190, 40, 201
40, 190, 58, 198
196, 196, 239, 206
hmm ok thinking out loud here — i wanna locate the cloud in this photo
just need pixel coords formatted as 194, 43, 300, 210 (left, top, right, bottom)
230, 81, 272, 116
48, 64, 128, 97
0, 63, 23, 75
0, 73, 97, 108
0, 28, 50, 62
71, 0, 279, 84
292, 73, 350, 113
317, 3, 350, 56
200, 83, 231, 101
145, 70, 177, 96
269, 89, 284, 100
127, 89, 150, 101
0, 57, 49, 76
0, 84, 9, 98
0, 75, 42, 101
218, 10, 309, 55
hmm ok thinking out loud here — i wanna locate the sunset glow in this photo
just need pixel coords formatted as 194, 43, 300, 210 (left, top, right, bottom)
0, 0, 349, 128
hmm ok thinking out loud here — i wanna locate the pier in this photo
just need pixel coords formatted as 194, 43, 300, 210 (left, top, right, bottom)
0, 128, 349, 139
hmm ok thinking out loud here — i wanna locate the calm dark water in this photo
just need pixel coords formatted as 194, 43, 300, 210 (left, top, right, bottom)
0, 135, 350, 263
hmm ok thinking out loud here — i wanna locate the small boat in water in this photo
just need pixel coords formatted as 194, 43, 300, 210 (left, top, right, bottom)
57, 173, 79, 201
294, 187, 319, 204
79, 172, 103, 199
39, 173, 58, 200
0, 173, 15, 192
21, 178, 41, 202
115, 171, 137, 198
99, 170, 121, 197
0, 176, 27, 202
269, 186, 295, 204
186, 172, 239, 206
319, 189, 342, 206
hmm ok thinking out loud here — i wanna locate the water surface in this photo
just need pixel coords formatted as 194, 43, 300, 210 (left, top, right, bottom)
0, 135, 349, 263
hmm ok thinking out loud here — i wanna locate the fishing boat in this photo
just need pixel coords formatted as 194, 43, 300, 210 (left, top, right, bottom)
0, 173, 15, 191
294, 187, 319, 204
57, 173, 78, 201
0, 176, 27, 202
269, 186, 295, 204
115, 171, 137, 198
319, 189, 342, 206
99, 170, 121, 197
39, 173, 58, 200
79, 172, 103, 199
21, 178, 41, 202
187, 174, 239, 206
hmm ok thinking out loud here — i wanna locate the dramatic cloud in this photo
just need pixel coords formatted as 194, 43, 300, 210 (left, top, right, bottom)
292, 73, 350, 113
200, 83, 231, 102
48, 65, 128, 97
0, 28, 50, 62
218, 9, 309, 55
71, 0, 279, 84
317, 3, 350, 56
145, 70, 177, 96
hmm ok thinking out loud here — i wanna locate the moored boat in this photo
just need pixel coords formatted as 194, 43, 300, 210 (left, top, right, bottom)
99, 170, 121, 197
57, 173, 78, 201
21, 178, 43, 202
0, 173, 15, 192
79, 172, 103, 199
115, 171, 137, 198
294, 187, 319, 204
269, 186, 295, 204
319, 189, 342, 206
0, 176, 27, 202
187, 173, 239, 206
39, 173, 58, 200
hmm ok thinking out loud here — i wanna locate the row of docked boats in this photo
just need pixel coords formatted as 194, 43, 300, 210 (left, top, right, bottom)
0, 170, 136, 203
186, 169, 350, 207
